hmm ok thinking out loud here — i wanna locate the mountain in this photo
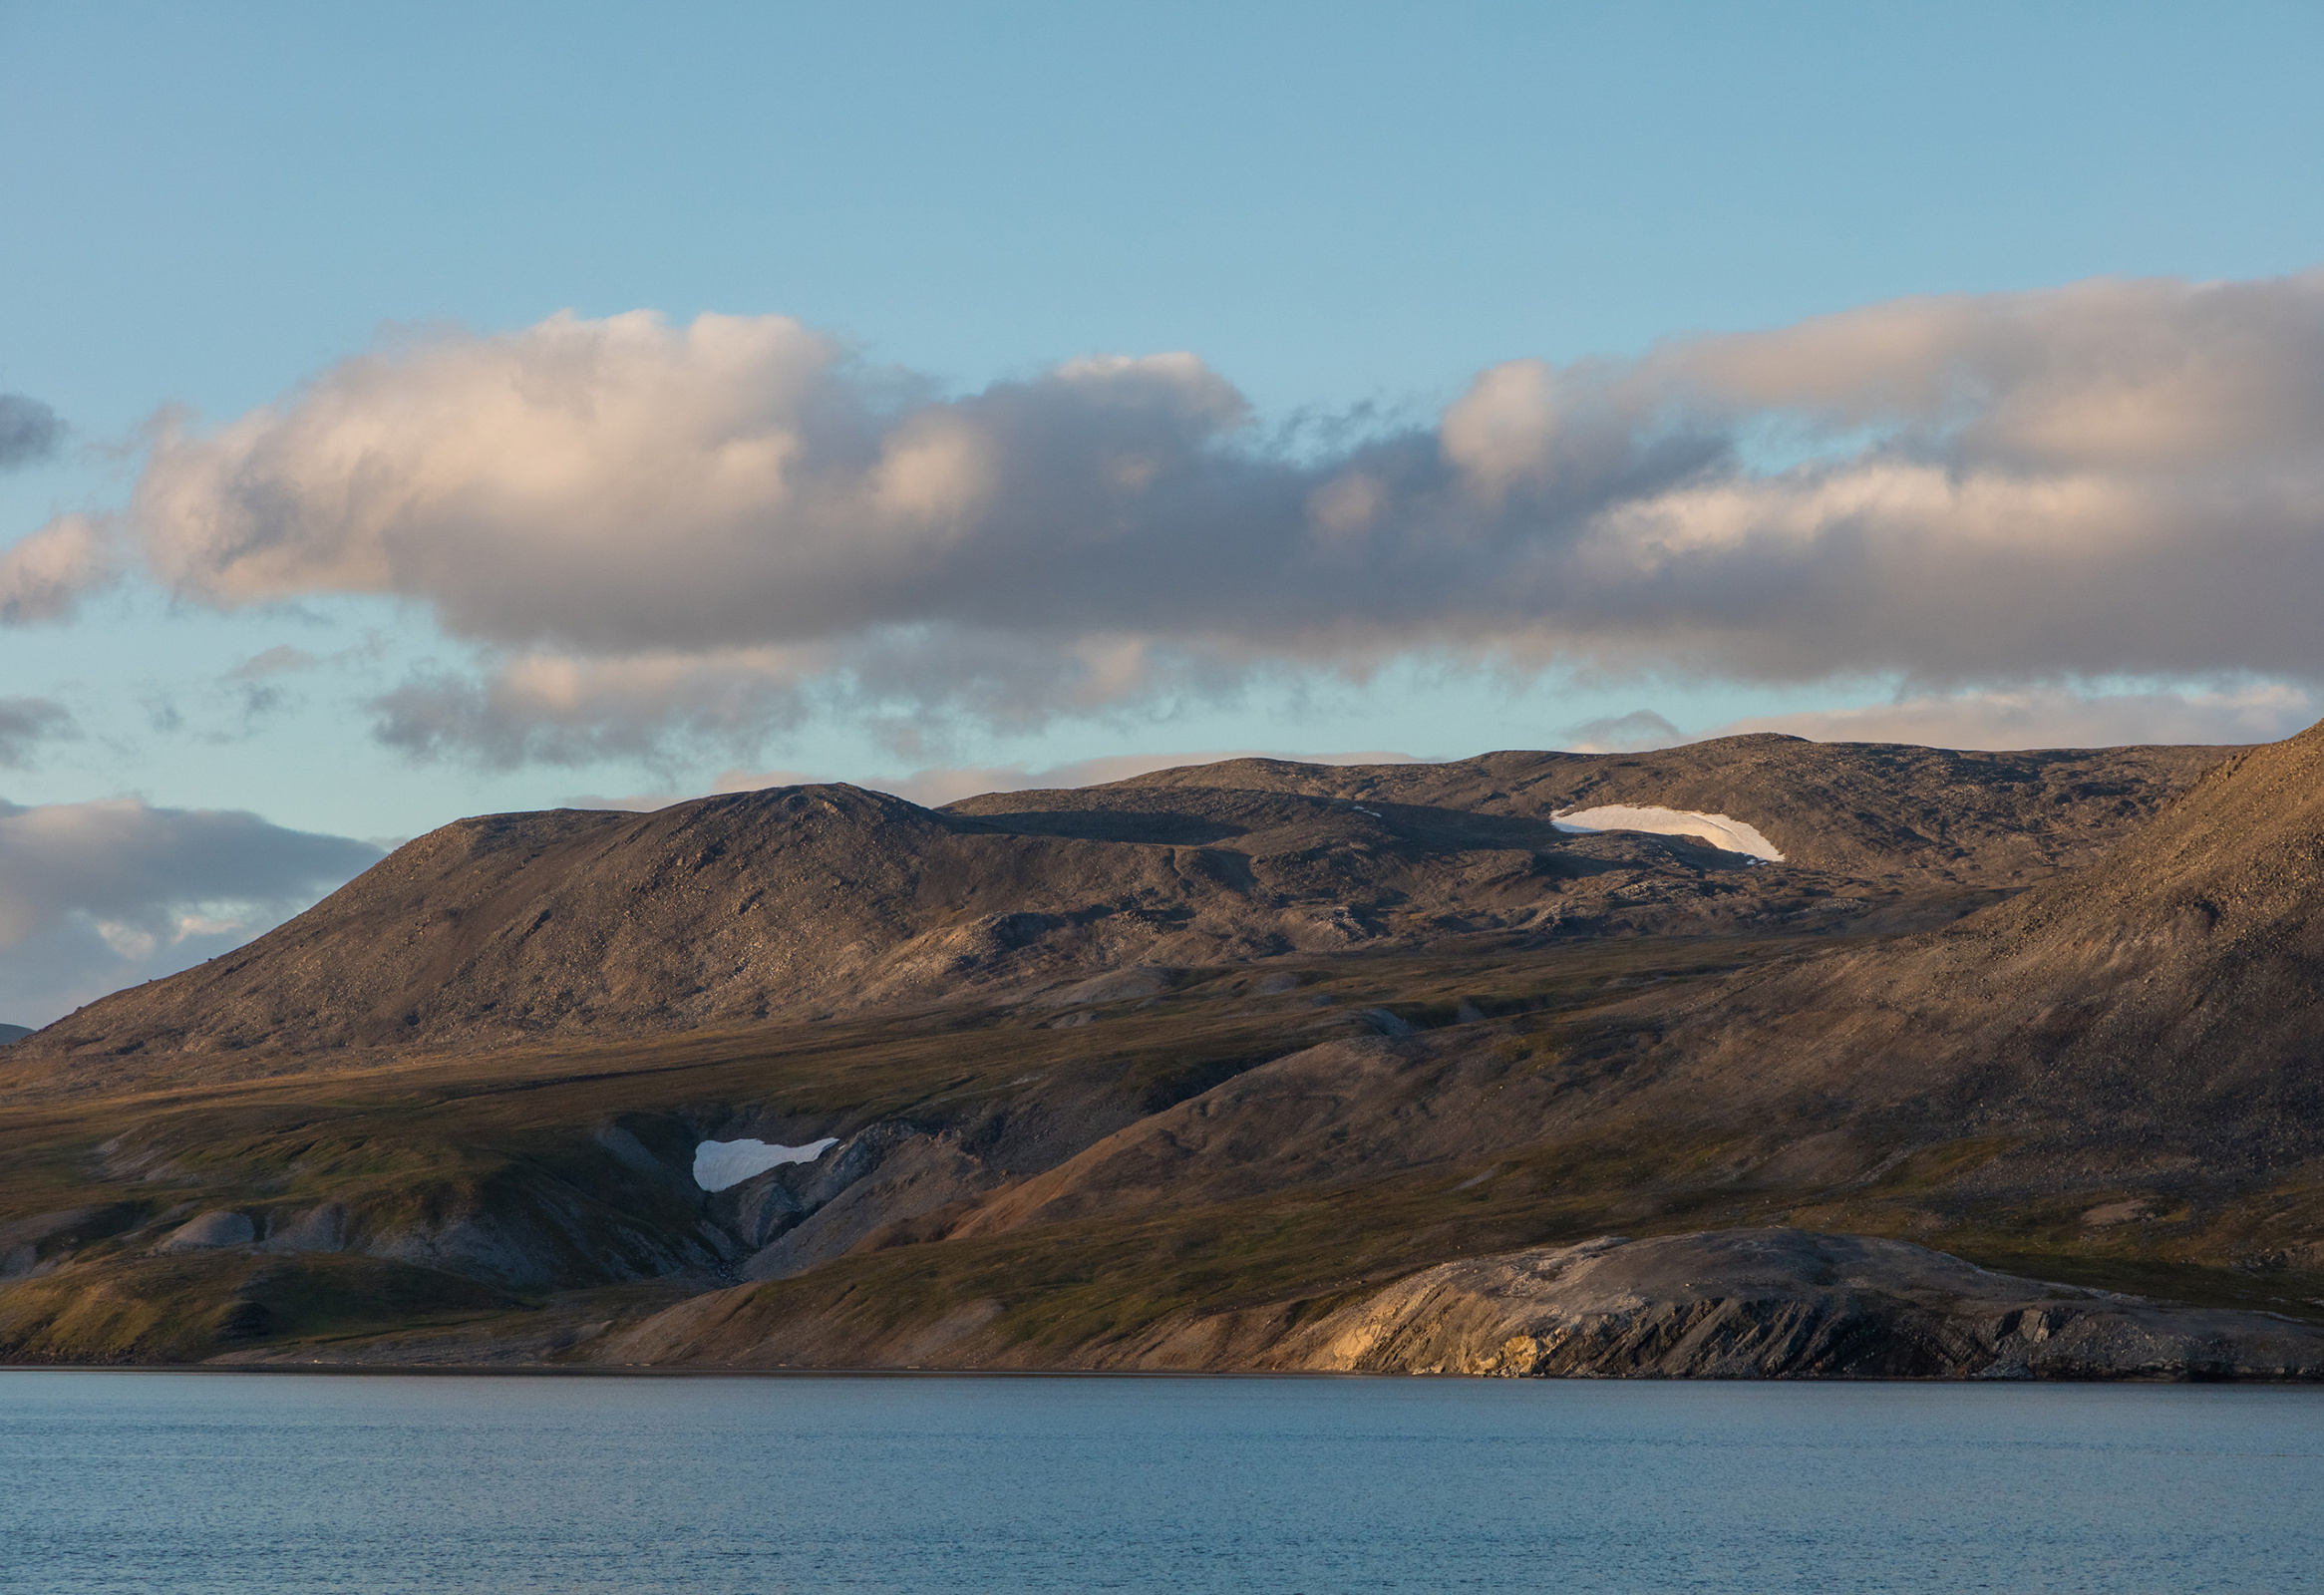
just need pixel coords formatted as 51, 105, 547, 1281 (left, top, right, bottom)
547, 725, 2324, 1374
13, 734, 2218, 1072
956, 734, 2215, 886
15, 728, 2324, 1376
1636, 720, 2324, 1184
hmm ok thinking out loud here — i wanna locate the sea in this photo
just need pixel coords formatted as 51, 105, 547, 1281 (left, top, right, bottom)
3, 1371, 2320, 1593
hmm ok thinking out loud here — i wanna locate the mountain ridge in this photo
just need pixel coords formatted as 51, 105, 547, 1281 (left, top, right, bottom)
14, 734, 2226, 1075
14, 726, 2324, 1376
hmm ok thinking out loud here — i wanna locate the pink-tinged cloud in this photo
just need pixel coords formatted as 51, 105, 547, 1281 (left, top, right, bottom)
62, 271, 2324, 763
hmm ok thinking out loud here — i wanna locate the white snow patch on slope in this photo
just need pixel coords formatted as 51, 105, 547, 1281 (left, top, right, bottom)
1550, 805, 1786, 863
693, 1136, 838, 1192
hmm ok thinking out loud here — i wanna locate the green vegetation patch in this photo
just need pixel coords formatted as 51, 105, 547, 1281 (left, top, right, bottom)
0, 1252, 516, 1364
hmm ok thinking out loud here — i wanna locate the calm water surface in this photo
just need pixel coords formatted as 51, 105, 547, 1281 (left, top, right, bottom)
3, 1371, 2320, 1592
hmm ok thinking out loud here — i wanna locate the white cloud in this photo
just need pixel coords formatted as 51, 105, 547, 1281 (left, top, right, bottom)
70, 271, 2324, 762
0, 798, 382, 1027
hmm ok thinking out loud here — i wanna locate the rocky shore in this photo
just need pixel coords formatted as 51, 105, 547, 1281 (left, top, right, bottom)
1279, 1230, 2324, 1381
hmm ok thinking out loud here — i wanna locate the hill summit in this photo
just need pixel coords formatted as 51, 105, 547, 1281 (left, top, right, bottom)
18, 734, 2216, 1068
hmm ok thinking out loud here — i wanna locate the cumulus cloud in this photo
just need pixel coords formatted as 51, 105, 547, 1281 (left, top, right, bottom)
87, 273, 2324, 759
1719, 683, 2315, 752
0, 698, 76, 768
0, 394, 63, 470
0, 798, 382, 1027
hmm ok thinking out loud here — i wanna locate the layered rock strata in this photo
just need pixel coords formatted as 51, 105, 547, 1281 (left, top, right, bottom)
1278, 1229, 2324, 1380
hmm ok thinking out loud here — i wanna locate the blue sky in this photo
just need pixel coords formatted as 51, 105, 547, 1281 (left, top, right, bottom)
4, 1, 2324, 1021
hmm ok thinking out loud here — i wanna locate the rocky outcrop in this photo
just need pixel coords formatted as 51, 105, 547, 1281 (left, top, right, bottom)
1276, 1230, 2324, 1380
956, 736, 2223, 886
715, 1121, 1006, 1281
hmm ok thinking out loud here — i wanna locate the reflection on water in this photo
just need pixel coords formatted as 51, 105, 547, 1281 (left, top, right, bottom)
3, 1371, 2320, 1593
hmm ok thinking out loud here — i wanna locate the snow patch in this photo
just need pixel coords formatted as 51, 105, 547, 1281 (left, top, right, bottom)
1550, 804, 1786, 863
693, 1136, 838, 1192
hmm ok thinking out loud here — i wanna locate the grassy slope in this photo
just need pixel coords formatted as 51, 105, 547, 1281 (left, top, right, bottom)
9, 928, 2315, 1367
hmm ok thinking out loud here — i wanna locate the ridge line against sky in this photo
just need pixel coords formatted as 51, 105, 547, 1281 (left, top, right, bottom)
4, 0, 2324, 1022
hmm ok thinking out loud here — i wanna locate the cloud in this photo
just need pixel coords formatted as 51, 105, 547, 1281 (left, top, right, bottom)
0, 798, 382, 1027
0, 699, 76, 769
226, 644, 321, 680
1717, 683, 2314, 751
82, 272, 2324, 760
0, 514, 118, 625
0, 394, 63, 470
1563, 709, 1685, 754
370, 647, 823, 768
219, 647, 321, 726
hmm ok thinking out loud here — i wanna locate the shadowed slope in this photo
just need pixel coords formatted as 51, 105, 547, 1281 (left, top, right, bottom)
7, 725, 2323, 1372
952, 734, 2226, 886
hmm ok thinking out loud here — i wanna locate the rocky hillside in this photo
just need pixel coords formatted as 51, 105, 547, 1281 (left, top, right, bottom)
955, 734, 2222, 886
1635, 718, 2324, 1184
16, 735, 2220, 1067
15, 726, 2324, 1378
1273, 1230, 2324, 1380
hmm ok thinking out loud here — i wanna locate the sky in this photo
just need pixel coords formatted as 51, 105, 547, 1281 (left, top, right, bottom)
4, 0, 2324, 1023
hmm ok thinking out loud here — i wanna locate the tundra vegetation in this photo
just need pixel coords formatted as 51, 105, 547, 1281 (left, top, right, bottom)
7, 731, 2324, 1377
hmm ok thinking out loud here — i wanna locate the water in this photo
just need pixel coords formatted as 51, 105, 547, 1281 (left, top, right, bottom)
3, 1372, 2321, 1593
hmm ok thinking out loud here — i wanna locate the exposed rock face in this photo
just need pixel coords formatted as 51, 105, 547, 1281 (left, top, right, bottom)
719, 1121, 1006, 1281
1278, 1230, 2324, 1380
13, 735, 2219, 1069
1634, 716, 2324, 1180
